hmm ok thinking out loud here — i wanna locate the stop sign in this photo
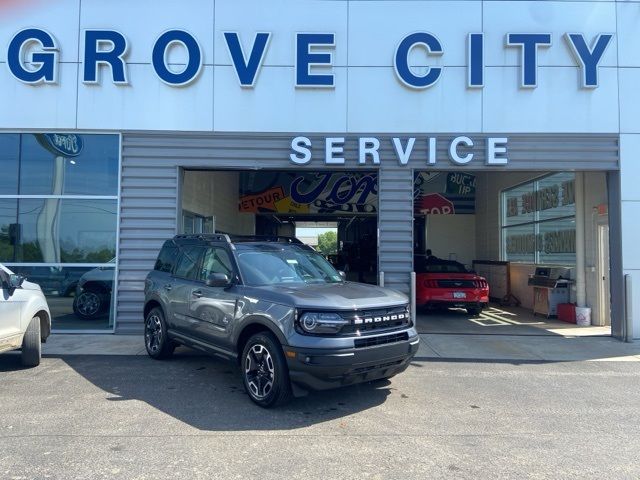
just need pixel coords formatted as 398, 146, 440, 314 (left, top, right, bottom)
417, 193, 455, 214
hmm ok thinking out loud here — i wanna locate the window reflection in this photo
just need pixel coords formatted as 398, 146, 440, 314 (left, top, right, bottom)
16, 199, 117, 263
0, 134, 20, 195
19, 134, 118, 196
10, 266, 115, 330
0, 132, 119, 331
0, 200, 17, 262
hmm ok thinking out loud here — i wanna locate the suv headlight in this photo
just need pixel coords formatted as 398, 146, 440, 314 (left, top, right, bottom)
298, 312, 349, 335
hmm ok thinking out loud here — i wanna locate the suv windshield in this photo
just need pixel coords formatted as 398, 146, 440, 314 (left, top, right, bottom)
235, 244, 343, 286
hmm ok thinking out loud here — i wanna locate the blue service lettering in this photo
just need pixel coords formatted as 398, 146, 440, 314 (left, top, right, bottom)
296, 33, 335, 88
152, 30, 202, 86
5, 29, 613, 90
83, 30, 128, 84
505, 33, 552, 88
394, 32, 443, 89
564, 33, 613, 88
468, 33, 484, 88
224, 32, 271, 87
7, 28, 58, 84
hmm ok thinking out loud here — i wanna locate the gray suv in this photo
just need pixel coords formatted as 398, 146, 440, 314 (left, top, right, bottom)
144, 234, 419, 407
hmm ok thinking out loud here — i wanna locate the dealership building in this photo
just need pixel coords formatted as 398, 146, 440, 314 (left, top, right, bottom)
0, 0, 638, 340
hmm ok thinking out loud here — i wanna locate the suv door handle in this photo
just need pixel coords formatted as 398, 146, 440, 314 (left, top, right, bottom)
192, 290, 203, 298
164, 284, 172, 291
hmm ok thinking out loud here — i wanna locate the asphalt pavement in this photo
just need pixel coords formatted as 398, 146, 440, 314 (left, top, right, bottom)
1, 350, 640, 479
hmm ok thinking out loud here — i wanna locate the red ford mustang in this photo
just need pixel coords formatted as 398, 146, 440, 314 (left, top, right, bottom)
415, 256, 489, 316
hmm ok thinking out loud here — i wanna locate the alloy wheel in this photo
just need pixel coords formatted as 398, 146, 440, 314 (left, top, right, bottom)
145, 314, 163, 354
244, 344, 275, 399
75, 292, 101, 317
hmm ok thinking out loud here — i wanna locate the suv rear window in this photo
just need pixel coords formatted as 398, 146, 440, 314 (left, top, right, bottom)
154, 242, 179, 273
174, 246, 204, 280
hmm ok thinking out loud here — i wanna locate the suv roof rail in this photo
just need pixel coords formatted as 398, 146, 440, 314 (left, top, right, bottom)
172, 234, 304, 245
227, 235, 304, 244
173, 233, 232, 243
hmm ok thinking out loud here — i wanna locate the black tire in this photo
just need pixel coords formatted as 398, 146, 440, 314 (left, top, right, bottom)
241, 332, 292, 408
73, 291, 102, 319
21, 316, 41, 368
144, 307, 174, 359
466, 306, 482, 317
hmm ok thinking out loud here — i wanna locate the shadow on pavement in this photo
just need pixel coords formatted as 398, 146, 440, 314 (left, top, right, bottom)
25, 351, 392, 431
0, 353, 33, 372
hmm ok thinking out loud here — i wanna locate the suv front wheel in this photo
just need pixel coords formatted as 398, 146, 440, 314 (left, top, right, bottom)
144, 307, 175, 359
241, 332, 292, 408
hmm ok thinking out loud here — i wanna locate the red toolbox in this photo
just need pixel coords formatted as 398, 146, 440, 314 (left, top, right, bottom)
557, 303, 576, 323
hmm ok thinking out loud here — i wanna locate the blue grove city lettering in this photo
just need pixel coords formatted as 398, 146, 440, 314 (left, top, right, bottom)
7, 28, 613, 89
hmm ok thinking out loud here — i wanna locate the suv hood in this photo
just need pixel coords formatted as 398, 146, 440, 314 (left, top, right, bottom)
243, 281, 408, 310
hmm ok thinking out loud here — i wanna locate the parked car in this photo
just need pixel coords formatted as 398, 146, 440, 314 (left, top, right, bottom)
0, 263, 51, 367
415, 255, 489, 316
144, 234, 419, 408
72, 261, 114, 320
7, 266, 84, 297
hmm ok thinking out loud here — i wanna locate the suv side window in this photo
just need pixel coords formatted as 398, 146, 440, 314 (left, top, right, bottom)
173, 246, 204, 280
154, 242, 179, 273
199, 247, 233, 282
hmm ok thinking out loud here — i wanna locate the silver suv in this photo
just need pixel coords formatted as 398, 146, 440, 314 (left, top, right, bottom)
144, 235, 419, 407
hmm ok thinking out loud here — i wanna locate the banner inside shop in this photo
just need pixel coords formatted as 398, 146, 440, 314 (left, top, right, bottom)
239, 171, 477, 215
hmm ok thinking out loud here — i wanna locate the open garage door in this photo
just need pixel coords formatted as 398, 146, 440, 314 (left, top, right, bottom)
180, 169, 379, 285
414, 170, 616, 338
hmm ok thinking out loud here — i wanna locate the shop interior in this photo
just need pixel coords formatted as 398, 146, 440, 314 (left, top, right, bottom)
181, 169, 614, 337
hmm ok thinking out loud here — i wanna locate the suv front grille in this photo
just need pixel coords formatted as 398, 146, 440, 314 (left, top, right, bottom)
339, 305, 411, 335
354, 332, 409, 349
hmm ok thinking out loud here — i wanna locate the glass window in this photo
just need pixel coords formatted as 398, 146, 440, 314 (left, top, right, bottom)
16, 199, 117, 263
174, 246, 203, 280
154, 242, 179, 273
537, 173, 575, 222
503, 222, 536, 264
501, 173, 576, 265
502, 181, 535, 227
0, 199, 17, 262
0, 134, 20, 195
19, 134, 119, 196
538, 218, 576, 265
199, 247, 233, 281
2, 132, 119, 332
9, 265, 115, 330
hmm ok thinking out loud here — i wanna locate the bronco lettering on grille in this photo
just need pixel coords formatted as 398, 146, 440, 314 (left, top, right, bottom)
354, 312, 407, 325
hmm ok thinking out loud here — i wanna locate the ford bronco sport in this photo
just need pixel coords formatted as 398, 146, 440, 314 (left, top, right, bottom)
144, 235, 419, 407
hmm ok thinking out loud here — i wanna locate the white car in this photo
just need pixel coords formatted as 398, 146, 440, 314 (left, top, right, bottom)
0, 264, 51, 367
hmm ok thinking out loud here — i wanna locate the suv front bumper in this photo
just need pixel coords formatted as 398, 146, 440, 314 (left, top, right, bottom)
286, 334, 419, 391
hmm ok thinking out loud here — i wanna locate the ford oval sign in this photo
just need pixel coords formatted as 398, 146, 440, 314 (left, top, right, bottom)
40, 133, 83, 157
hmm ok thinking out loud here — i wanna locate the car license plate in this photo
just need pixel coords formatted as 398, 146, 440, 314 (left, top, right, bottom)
453, 291, 467, 299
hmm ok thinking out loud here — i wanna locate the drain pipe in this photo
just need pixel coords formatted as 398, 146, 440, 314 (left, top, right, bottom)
575, 172, 587, 308
625, 274, 634, 343
379, 271, 384, 287
410, 272, 417, 326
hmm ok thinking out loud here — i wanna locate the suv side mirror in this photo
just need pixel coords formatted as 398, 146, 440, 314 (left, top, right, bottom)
206, 273, 231, 288
8, 274, 25, 289
338, 270, 347, 281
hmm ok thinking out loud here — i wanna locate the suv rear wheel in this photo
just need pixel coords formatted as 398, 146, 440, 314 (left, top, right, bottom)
21, 316, 41, 367
241, 332, 292, 408
144, 307, 175, 359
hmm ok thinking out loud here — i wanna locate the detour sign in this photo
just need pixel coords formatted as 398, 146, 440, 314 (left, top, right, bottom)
239, 187, 285, 213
